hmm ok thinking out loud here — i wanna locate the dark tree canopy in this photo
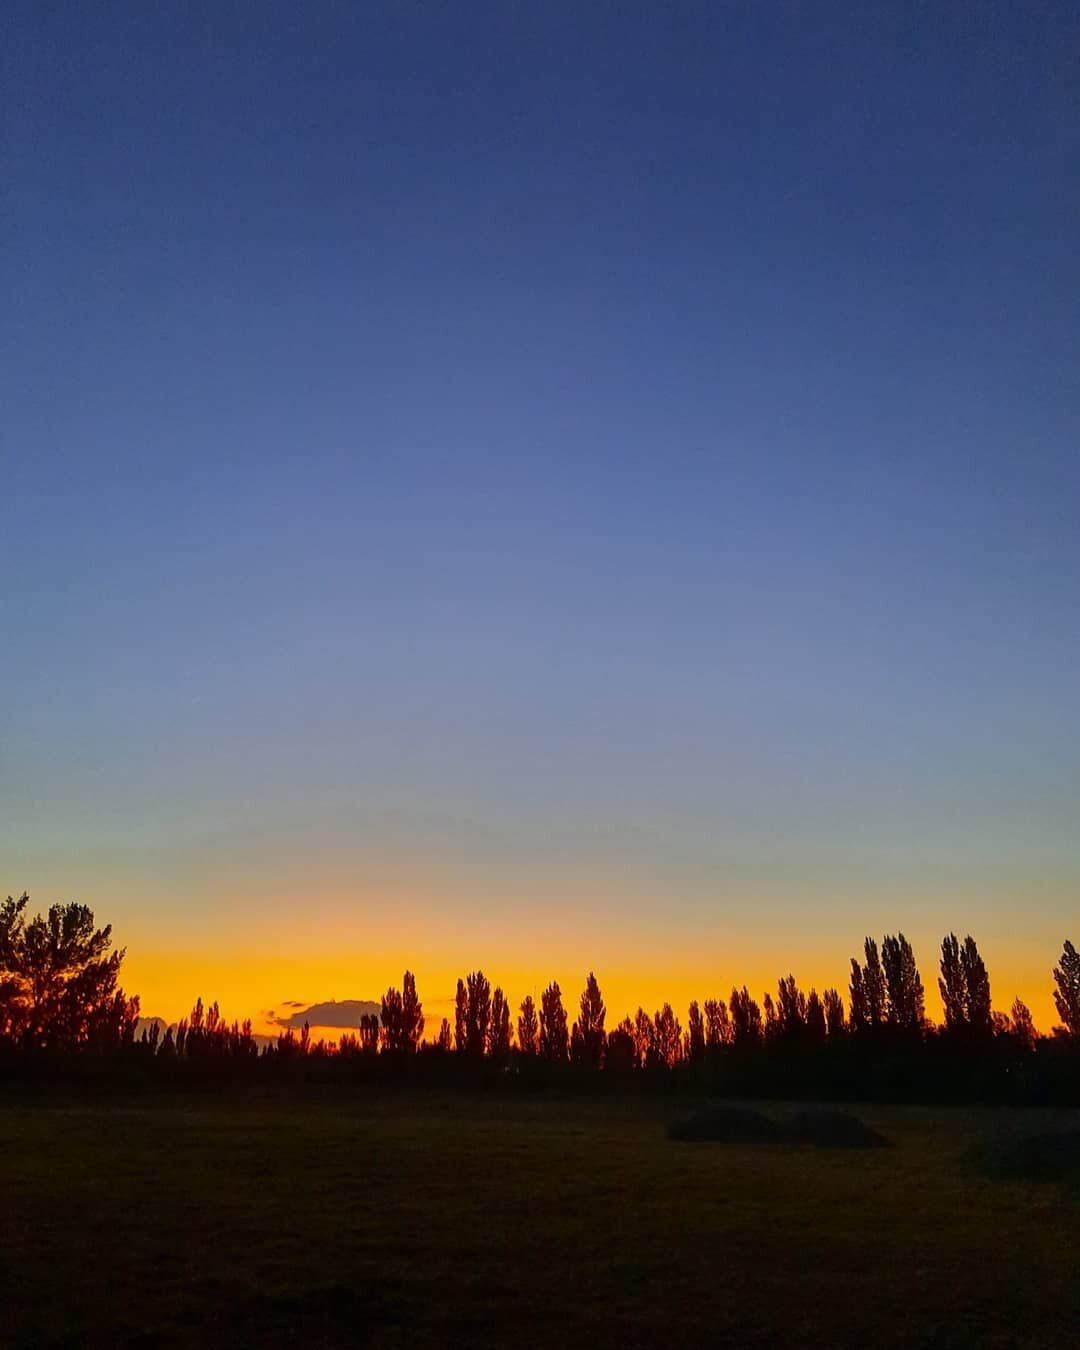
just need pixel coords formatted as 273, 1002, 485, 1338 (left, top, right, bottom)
822, 988, 846, 1036
848, 959, 868, 1033
939, 934, 992, 1037
729, 986, 761, 1047
517, 994, 538, 1057
1053, 940, 1080, 1038
380, 971, 424, 1054
882, 933, 925, 1034
686, 1000, 705, 1061
539, 981, 568, 1061
488, 985, 512, 1059
805, 989, 826, 1042
0, 894, 138, 1051
703, 997, 730, 1047
775, 975, 807, 1039
455, 971, 491, 1057
571, 972, 606, 1066
861, 938, 886, 1030
652, 1003, 682, 1068
939, 934, 966, 1032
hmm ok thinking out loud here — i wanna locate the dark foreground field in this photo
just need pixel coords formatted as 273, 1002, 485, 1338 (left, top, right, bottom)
3, 1093, 1079, 1349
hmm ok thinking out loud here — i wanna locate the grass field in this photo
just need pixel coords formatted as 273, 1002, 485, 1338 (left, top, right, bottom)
3, 1092, 1079, 1348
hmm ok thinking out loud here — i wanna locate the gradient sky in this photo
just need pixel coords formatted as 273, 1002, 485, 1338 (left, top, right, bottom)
4, 3, 1078, 1033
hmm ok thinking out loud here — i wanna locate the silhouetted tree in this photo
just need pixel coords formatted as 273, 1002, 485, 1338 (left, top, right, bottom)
539, 981, 568, 1061
1053, 940, 1080, 1038
455, 971, 491, 1057
632, 1006, 654, 1067
729, 986, 762, 1047
703, 997, 731, 1047
848, 959, 868, 1034
776, 975, 807, 1039
805, 988, 826, 1042
436, 1017, 453, 1053
571, 972, 606, 1067
0, 894, 138, 1051
605, 1020, 636, 1072
488, 986, 512, 1060
960, 936, 992, 1036
862, 938, 886, 1030
881, 933, 925, 1034
939, 933, 992, 1038
517, 995, 538, 1056
822, 987, 846, 1036
455, 979, 468, 1052
380, 985, 403, 1053
762, 992, 778, 1042
1008, 998, 1037, 1052
652, 1003, 682, 1068
686, 1001, 705, 1061
359, 1013, 379, 1055
938, 934, 966, 1032
401, 971, 424, 1052
380, 970, 424, 1054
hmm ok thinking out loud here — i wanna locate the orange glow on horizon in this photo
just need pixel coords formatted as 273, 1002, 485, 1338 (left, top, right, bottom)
124, 946, 1064, 1043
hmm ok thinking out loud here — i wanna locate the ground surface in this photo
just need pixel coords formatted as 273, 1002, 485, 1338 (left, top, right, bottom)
3, 1092, 1079, 1348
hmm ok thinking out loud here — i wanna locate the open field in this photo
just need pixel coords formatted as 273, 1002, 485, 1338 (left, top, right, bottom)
3, 1092, 1079, 1349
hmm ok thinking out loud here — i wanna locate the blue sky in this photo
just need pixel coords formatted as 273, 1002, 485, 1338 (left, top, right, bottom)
3, 3, 1078, 1022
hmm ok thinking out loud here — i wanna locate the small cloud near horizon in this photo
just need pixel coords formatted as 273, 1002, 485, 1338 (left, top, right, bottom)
269, 998, 381, 1030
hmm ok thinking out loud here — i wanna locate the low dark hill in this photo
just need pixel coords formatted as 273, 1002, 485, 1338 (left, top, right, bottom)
667, 1104, 780, 1142
668, 1104, 889, 1148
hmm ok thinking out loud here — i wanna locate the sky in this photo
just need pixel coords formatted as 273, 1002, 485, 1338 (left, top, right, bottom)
3, 2, 1078, 1036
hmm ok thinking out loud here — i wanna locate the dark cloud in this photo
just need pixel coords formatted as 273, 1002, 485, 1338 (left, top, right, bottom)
270, 998, 381, 1030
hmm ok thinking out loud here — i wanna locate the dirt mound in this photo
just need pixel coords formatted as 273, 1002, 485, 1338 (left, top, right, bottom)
667, 1105, 781, 1143
668, 1105, 890, 1148
969, 1129, 1080, 1183
781, 1109, 890, 1149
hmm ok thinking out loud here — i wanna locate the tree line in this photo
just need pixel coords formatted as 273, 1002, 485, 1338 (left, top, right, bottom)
3, 893, 1080, 1103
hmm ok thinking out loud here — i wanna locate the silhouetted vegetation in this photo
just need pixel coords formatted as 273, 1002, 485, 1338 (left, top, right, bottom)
4, 893, 1080, 1105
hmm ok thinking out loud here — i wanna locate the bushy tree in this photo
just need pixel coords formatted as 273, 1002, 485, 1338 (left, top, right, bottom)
1052, 940, 1080, 1038
939, 934, 992, 1037
539, 981, 568, 1061
380, 970, 424, 1054
401, 971, 424, 1051
822, 988, 846, 1036
729, 986, 761, 1047
862, 938, 886, 1029
455, 971, 491, 1057
938, 934, 966, 1032
776, 975, 807, 1039
881, 933, 925, 1034
805, 988, 826, 1042
359, 1013, 380, 1055
848, 959, 868, 1033
652, 1003, 682, 1068
571, 972, 606, 1067
517, 995, 538, 1056
605, 1020, 636, 1072
0, 894, 139, 1051
632, 1006, 654, 1066
762, 992, 778, 1042
686, 1001, 705, 1061
960, 936, 992, 1036
703, 997, 731, 1047
488, 986, 512, 1059
455, 979, 468, 1052
1008, 998, 1037, 1051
